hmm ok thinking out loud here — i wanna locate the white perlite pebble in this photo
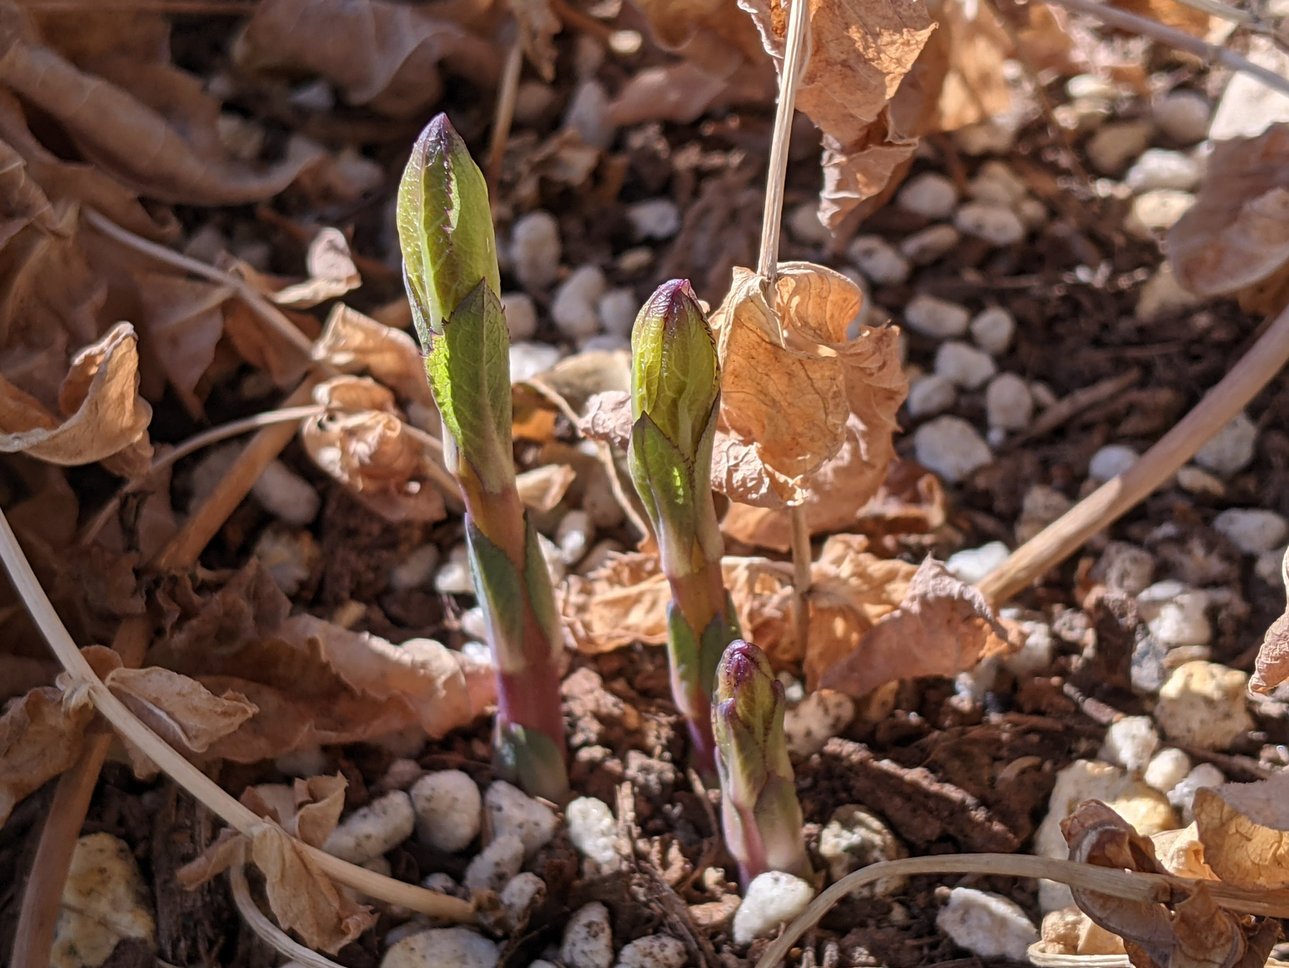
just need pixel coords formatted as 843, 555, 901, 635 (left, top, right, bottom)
907, 374, 957, 418
901, 224, 961, 264
561, 902, 614, 968
1156, 661, 1253, 750
1016, 485, 1074, 544
848, 235, 910, 285
626, 198, 680, 240
946, 542, 1010, 585
53, 834, 155, 968
323, 791, 414, 865
556, 510, 595, 566
1195, 412, 1258, 476
503, 292, 539, 341
1168, 763, 1225, 821
565, 80, 613, 149
733, 872, 816, 944
381, 928, 499, 968
935, 341, 997, 389
898, 173, 958, 219
1125, 149, 1202, 193
464, 834, 525, 893
969, 161, 1029, 206
1087, 121, 1152, 175
567, 797, 620, 871
253, 460, 320, 525
784, 689, 855, 758
411, 770, 481, 852
970, 307, 1015, 355
1144, 748, 1192, 793
788, 202, 829, 244
937, 888, 1039, 961
914, 417, 992, 482
1257, 546, 1288, 584
985, 373, 1033, 431
1177, 465, 1226, 497
1137, 581, 1211, 648
1214, 508, 1288, 555
552, 266, 608, 339
511, 212, 561, 291
906, 294, 971, 338
817, 805, 906, 888
510, 342, 562, 384
954, 203, 1026, 246
500, 872, 546, 927
1101, 716, 1160, 773
1153, 90, 1210, 144
390, 544, 439, 592
486, 781, 558, 858
615, 934, 687, 968
1136, 263, 1198, 320
597, 288, 638, 338
1125, 190, 1194, 239
954, 119, 1018, 156
1092, 542, 1154, 595
1088, 444, 1139, 481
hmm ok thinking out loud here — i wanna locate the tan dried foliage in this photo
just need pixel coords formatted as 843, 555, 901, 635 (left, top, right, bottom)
1251, 547, 1289, 694
1112, 0, 1210, 35
1193, 773, 1289, 891
0, 685, 93, 826
234, 0, 500, 118
301, 376, 447, 523
513, 0, 561, 81
710, 262, 906, 507
516, 463, 577, 512
1169, 125, 1289, 313
0, 322, 152, 472
132, 272, 232, 417
1062, 800, 1278, 968
313, 304, 432, 406
267, 228, 361, 309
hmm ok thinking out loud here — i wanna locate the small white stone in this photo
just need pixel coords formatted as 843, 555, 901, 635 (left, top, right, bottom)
985, 373, 1033, 431
1003, 620, 1055, 678
1195, 412, 1258, 476
847, 235, 910, 285
1015, 485, 1073, 544
1153, 90, 1211, 144
485, 781, 558, 858
626, 199, 680, 240
53, 834, 155, 968
1067, 74, 1118, 99
252, 460, 320, 525
561, 902, 614, 968
1144, 748, 1192, 793
914, 417, 992, 482
1018, 197, 1048, 228
946, 542, 1011, 585
511, 212, 561, 291
615, 934, 687, 968
970, 307, 1015, 355
1213, 508, 1289, 555
898, 173, 958, 219
1087, 121, 1152, 175
954, 203, 1026, 246
411, 770, 482, 852
552, 266, 608, 340
500, 872, 546, 927
1136, 263, 1198, 320
515, 81, 557, 125
817, 805, 905, 888
510, 342, 562, 384
968, 161, 1029, 206
435, 543, 475, 595
1156, 661, 1253, 749
907, 374, 957, 418
565, 80, 613, 149
906, 294, 971, 338
1125, 149, 1202, 193
381, 928, 499, 968
1088, 444, 1139, 482
1101, 716, 1160, 773
567, 797, 620, 871
787, 202, 829, 244
1125, 190, 1194, 239
464, 834, 525, 893
937, 888, 1038, 961
324, 791, 415, 864
1138, 582, 1211, 648
1177, 464, 1227, 497
421, 872, 460, 894
732, 872, 816, 945
597, 288, 638, 338
1168, 763, 1225, 821
935, 341, 997, 389
554, 510, 595, 566
900, 224, 961, 265
503, 292, 539, 341
1256, 546, 1288, 584
391, 544, 440, 592
1091, 542, 1155, 595
954, 119, 1018, 156
461, 606, 489, 641
784, 689, 855, 758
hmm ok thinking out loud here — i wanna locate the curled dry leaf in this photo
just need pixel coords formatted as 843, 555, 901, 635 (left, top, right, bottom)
301, 375, 447, 523
132, 271, 232, 417
0, 685, 93, 826
513, 0, 560, 81
0, 322, 152, 472
710, 262, 906, 506
234, 0, 500, 118
1168, 124, 1289, 314
312, 304, 432, 406
1251, 547, 1289, 694
1193, 772, 1289, 890
516, 463, 577, 513
268, 228, 361, 310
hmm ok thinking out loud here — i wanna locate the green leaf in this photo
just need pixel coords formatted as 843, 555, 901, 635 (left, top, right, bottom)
522, 512, 562, 661
466, 516, 525, 670
629, 411, 698, 562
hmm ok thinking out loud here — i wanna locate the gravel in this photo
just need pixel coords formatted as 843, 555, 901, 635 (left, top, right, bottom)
913, 416, 992, 482
1195, 412, 1258, 476
905, 294, 971, 338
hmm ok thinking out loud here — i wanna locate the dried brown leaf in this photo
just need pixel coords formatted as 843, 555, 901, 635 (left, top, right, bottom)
1169, 125, 1289, 304
560, 552, 672, 653
818, 556, 1011, 695
1251, 548, 1289, 694
222, 300, 313, 389
633, 0, 770, 78
313, 304, 432, 406
1112, 0, 1210, 34
0, 685, 91, 825
234, 0, 500, 118
268, 229, 361, 310
301, 376, 446, 523
517, 463, 577, 513
133, 271, 232, 417
1193, 773, 1289, 890
0, 322, 152, 471
513, 0, 560, 81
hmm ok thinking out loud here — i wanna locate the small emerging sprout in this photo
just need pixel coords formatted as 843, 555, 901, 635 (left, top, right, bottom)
713, 640, 812, 887
398, 114, 568, 802
628, 280, 739, 772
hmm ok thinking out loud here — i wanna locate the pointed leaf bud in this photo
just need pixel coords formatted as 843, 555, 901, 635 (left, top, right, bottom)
713, 639, 783, 780
397, 113, 501, 348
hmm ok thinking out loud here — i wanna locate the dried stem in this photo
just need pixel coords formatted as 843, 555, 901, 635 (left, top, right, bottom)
978, 299, 1289, 605
755, 853, 1289, 968
0, 506, 476, 921
486, 38, 524, 187
229, 862, 346, 968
